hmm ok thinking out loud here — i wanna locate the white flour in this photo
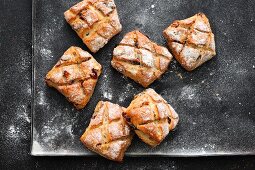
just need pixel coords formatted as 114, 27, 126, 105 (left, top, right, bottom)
40, 48, 53, 60
38, 91, 47, 105
100, 74, 113, 100
33, 110, 79, 152
178, 85, 201, 108
7, 125, 20, 139
118, 83, 136, 103
16, 105, 30, 123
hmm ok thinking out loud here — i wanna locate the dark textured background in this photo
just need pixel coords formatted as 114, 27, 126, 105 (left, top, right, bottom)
1, 0, 255, 169
32, 0, 255, 156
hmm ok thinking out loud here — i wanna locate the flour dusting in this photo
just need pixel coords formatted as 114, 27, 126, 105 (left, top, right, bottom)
7, 125, 20, 139
103, 91, 113, 100
34, 111, 79, 151
40, 48, 53, 60
38, 91, 47, 105
178, 85, 201, 108
100, 74, 113, 100
16, 105, 30, 123
118, 83, 136, 103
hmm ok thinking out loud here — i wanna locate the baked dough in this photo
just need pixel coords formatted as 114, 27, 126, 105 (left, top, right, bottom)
64, 0, 122, 53
80, 101, 133, 162
163, 13, 216, 71
124, 88, 179, 147
111, 30, 173, 87
45, 46, 102, 109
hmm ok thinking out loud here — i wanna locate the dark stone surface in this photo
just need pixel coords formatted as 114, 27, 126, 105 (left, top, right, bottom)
1, 0, 255, 169
32, 0, 255, 156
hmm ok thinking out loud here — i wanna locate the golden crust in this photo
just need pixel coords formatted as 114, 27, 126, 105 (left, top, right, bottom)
111, 30, 173, 87
80, 101, 133, 162
64, 0, 122, 53
45, 46, 102, 109
124, 88, 179, 147
163, 13, 216, 71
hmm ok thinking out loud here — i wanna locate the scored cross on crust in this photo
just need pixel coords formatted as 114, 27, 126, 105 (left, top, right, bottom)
80, 101, 133, 162
111, 30, 173, 88
64, 0, 122, 53
163, 13, 216, 71
124, 89, 179, 147
45, 46, 102, 109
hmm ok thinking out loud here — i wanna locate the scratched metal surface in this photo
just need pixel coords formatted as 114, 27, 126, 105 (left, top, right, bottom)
31, 0, 255, 156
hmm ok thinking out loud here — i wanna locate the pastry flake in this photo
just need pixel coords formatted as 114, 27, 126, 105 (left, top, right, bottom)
64, 0, 122, 53
45, 46, 102, 109
111, 30, 173, 87
80, 101, 133, 162
163, 13, 216, 71
124, 88, 179, 147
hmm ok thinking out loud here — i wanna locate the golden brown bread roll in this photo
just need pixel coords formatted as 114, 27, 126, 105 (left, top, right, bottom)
111, 30, 173, 87
163, 13, 216, 71
80, 101, 133, 162
45, 46, 102, 109
124, 88, 179, 147
64, 0, 122, 53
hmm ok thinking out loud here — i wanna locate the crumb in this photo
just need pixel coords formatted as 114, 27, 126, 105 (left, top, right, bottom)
176, 73, 183, 79
151, 4, 155, 8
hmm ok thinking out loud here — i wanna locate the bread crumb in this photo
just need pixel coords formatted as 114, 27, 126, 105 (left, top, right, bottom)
176, 73, 183, 79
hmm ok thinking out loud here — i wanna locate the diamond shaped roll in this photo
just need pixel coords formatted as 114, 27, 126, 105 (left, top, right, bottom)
111, 30, 173, 87
45, 46, 102, 109
163, 13, 216, 71
64, 0, 122, 53
124, 89, 179, 147
80, 101, 133, 162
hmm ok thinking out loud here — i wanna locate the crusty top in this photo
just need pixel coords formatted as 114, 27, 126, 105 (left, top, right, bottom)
163, 13, 216, 71
80, 101, 133, 162
45, 46, 102, 109
125, 89, 179, 146
64, 0, 122, 53
111, 30, 173, 87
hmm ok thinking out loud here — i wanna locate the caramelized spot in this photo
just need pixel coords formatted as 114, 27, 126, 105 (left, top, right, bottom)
167, 117, 171, 124
196, 55, 202, 61
135, 41, 139, 48
172, 22, 179, 28
96, 143, 102, 147
79, 13, 85, 21
63, 70, 70, 78
90, 68, 98, 79
142, 101, 150, 105
122, 112, 131, 123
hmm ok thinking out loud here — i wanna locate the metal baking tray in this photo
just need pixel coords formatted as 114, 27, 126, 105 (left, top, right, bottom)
31, 0, 255, 156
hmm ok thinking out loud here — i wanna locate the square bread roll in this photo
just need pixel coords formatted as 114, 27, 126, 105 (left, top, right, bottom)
163, 13, 216, 71
124, 88, 179, 147
80, 101, 133, 162
111, 30, 173, 87
64, 0, 122, 53
45, 46, 102, 109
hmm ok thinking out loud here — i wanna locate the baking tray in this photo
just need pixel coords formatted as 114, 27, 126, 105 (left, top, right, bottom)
31, 0, 255, 156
